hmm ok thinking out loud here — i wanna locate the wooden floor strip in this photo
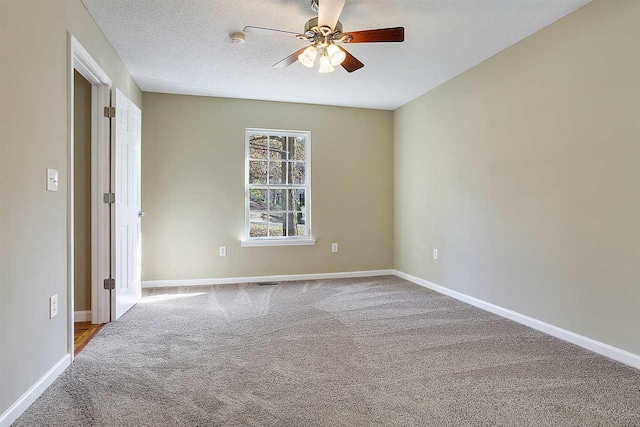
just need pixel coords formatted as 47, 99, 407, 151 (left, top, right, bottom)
74, 321, 104, 355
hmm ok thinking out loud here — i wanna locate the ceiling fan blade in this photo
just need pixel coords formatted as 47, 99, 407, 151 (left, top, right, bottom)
244, 26, 302, 38
338, 47, 364, 73
318, 0, 346, 31
273, 47, 308, 68
341, 27, 405, 43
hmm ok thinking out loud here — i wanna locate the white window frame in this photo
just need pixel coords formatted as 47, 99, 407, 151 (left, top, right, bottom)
242, 128, 315, 247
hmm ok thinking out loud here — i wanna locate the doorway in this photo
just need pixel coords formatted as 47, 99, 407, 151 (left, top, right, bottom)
73, 70, 103, 354
68, 35, 112, 360
68, 35, 143, 360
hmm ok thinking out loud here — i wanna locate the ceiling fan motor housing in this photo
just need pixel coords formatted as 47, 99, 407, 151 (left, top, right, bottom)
304, 17, 344, 41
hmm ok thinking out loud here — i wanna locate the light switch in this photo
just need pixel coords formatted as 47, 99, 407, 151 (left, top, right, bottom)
46, 169, 59, 192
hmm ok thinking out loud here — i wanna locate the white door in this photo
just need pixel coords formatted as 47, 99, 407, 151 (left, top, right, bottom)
111, 88, 142, 320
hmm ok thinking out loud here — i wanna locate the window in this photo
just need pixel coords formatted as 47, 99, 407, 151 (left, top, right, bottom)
243, 129, 314, 247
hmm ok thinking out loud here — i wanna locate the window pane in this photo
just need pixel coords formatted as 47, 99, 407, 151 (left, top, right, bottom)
249, 135, 268, 159
283, 212, 307, 237
269, 136, 286, 160
293, 138, 306, 161
249, 189, 268, 211
268, 161, 285, 184
287, 189, 306, 212
290, 161, 305, 184
285, 137, 295, 162
268, 212, 285, 237
249, 161, 267, 184
249, 211, 269, 237
296, 212, 307, 236
269, 189, 285, 210
284, 212, 294, 237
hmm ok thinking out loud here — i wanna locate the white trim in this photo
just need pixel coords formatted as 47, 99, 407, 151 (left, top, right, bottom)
70, 36, 112, 86
68, 34, 113, 362
245, 127, 311, 137
74, 310, 92, 322
0, 354, 71, 427
92, 84, 112, 325
394, 270, 640, 370
142, 269, 394, 288
241, 238, 316, 247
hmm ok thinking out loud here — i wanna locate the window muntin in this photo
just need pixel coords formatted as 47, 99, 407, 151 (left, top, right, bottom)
245, 130, 311, 240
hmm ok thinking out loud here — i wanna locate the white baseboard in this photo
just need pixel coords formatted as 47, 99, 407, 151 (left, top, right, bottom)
0, 354, 71, 427
142, 269, 395, 289
394, 270, 640, 370
74, 310, 91, 322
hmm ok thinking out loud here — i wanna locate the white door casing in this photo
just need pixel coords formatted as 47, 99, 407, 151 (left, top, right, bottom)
111, 88, 142, 320
69, 35, 113, 359
94, 84, 112, 325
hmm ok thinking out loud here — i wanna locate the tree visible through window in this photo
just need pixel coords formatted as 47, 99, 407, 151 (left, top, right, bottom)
246, 130, 311, 239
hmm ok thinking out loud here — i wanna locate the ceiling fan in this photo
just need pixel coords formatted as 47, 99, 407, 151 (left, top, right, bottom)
243, 0, 405, 74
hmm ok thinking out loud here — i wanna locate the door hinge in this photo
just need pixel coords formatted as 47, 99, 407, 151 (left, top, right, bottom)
103, 193, 115, 204
103, 278, 115, 290
104, 106, 116, 118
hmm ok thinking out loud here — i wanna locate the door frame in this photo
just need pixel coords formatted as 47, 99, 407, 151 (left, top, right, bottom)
67, 34, 112, 360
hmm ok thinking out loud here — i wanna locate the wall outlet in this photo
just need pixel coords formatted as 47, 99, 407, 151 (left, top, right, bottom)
433, 248, 439, 261
49, 295, 58, 318
331, 243, 339, 253
219, 246, 227, 257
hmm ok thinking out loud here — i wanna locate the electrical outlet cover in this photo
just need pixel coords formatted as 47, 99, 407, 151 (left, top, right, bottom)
50, 295, 58, 318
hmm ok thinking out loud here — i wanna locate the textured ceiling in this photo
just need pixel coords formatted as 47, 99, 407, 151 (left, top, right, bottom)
82, 0, 591, 110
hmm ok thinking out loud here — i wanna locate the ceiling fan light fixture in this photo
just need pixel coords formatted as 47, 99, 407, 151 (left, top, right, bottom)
298, 45, 317, 68
326, 43, 346, 66
318, 52, 335, 74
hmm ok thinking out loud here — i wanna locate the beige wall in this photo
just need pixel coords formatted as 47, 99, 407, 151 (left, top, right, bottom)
394, 0, 640, 355
73, 71, 91, 312
0, 0, 141, 414
142, 93, 394, 281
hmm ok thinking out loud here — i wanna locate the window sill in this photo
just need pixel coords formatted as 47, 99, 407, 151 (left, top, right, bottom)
241, 239, 316, 248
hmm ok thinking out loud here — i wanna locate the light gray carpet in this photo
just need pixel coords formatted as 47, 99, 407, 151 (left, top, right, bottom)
15, 276, 640, 426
